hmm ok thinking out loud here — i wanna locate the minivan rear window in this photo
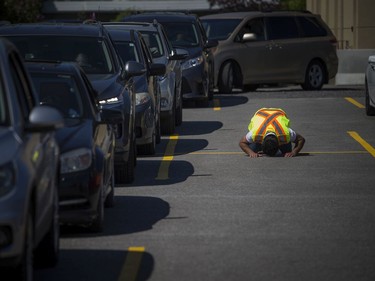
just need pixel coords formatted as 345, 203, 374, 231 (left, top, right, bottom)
266, 17, 299, 40
297, 16, 328, 37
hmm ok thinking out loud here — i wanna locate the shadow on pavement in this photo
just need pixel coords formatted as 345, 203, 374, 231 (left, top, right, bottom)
35, 249, 154, 281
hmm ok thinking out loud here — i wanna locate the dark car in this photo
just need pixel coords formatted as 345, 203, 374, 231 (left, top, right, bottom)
0, 38, 63, 279
123, 12, 218, 107
200, 11, 338, 93
26, 61, 122, 232
104, 26, 166, 155
0, 22, 144, 184
104, 21, 188, 134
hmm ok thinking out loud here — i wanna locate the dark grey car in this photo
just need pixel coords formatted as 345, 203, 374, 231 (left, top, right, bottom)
0, 38, 63, 280
123, 13, 218, 107
104, 21, 188, 135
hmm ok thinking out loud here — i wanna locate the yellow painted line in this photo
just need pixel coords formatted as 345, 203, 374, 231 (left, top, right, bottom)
118, 246, 145, 281
155, 150, 367, 156
345, 97, 365, 108
348, 131, 375, 157
213, 99, 221, 111
156, 135, 179, 180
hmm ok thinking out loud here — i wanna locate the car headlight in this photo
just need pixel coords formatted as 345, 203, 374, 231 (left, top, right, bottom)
60, 148, 92, 174
99, 96, 122, 105
136, 92, 151, 106
181, 55, 204, 70
0, 163, 15, 197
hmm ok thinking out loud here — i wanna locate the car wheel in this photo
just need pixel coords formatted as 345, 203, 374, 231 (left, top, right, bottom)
156, 111, 161, 144
138, 126, 156, 155
302, 60, 325, 90
34, 189, 59, 268
115, 142, 135, 184
161, 99, 176, 135
13, 212, 34, 281
104, 171, 115, 208
365, 79, 375, 116
90, 184, 104, 233
218, 61, 234, 94
175, 89, 183, 126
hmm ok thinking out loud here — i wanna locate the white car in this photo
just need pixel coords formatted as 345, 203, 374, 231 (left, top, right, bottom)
365, 55, 375, 115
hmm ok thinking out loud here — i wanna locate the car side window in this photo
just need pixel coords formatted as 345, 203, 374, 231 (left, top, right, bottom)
8, 51, 35, 121
266, 16, 299, 40
236, 18, 265, 42
140, 37, 154, 69
297, 16, 328, 37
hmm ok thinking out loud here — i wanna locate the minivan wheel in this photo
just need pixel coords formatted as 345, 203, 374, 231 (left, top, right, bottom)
302, 60, 325, 90
218, 61, 234, 94
365, 80, 375, 116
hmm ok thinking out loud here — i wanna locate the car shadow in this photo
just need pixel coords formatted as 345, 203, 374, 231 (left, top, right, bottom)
175, 121, 223, 136
60, 195, 170, 237
35, 248, 154, 281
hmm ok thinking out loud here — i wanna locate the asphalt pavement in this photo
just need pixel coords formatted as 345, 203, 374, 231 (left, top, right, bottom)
35, 85, 375, 281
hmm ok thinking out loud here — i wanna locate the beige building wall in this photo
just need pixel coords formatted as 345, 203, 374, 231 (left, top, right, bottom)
306, 0, 375, 49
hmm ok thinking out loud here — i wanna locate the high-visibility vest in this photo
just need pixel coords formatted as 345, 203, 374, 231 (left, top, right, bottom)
248, 108, 291, 144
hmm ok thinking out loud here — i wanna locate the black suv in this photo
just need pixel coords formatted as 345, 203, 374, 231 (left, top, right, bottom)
0, 22, 145, 184
123, 12, 218, 107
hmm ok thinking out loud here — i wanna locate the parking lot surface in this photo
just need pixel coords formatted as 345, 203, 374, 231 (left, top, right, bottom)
36, 85, 375, 281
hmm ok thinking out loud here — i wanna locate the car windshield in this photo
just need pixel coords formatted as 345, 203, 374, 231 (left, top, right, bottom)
29, 73, 84, 119
161, 22, 200, 47
113, 41, 140, 63
7, 36, 114, 75
201, 19, 242, 40
139, 31, 165, 58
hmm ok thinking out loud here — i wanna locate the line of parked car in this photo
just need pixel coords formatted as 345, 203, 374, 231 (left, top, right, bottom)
0, 10, 342, 280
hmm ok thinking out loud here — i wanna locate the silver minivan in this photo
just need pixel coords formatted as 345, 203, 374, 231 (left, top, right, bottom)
201, 11, 338, 93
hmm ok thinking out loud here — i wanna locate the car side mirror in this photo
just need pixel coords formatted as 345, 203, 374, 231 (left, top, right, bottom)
170, 48, 189, 60
122, 61, 146, 79
242, 33, 257, 42
150, 63, 166, 76
204, 39, 218, 49
27, 105, 64, 132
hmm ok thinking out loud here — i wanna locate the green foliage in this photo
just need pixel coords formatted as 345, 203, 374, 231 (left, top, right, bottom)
0, 0, 43, 23
280, 0, 306, 10
112, 9, 136, 22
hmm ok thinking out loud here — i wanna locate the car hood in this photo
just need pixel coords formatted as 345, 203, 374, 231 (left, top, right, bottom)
55, 119, 93, 153
182, 46, 203, 60
88, 73, 124, 101
0, 128, 21, 165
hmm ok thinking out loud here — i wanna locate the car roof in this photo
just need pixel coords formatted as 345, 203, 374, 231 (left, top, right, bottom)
0, 22, 105, 37
200, 10, 316, 20
123, 12, 199, 23
104, 22, 160, 34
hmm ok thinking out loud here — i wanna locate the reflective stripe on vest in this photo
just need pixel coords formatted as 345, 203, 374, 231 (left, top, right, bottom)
249, 108, 290, 144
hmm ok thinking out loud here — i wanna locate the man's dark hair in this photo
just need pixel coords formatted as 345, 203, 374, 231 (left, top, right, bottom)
262, 134, 279, 156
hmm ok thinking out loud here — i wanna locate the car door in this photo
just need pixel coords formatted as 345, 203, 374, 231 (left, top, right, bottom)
236, 17, 271, 83
8, 50, 57, 231
263, 16, 302, 81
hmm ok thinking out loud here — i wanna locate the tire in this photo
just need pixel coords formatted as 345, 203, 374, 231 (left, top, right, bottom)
115, 141, 135, 184
90, 185, 104, 233
34, 190, 59, 268
218, 61, 234, 94
301, 60, 325, 90
13, 212, 34, 281
161, 99, 176, 135
138, 126, 156, 155
104, 171, 115, 208
366, 80, 375, 116
175, 90, 183, 126
156, 112, 161, 144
